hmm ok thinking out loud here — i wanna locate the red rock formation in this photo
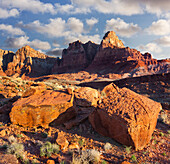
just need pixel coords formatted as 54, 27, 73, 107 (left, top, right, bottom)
52, 40, 99, 73
89, 83, 162, 150
0, 49, 15, 76
87, 32, 169, 77
3, 45, 57, 77
10, 89, 74, 127
100, 31, 125, 49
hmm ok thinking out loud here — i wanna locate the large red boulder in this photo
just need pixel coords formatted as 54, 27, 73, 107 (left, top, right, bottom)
10, 89, 74, 127
89, 83, 162, 150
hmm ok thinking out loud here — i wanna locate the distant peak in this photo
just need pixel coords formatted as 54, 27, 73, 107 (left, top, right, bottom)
101, 31, 125, 49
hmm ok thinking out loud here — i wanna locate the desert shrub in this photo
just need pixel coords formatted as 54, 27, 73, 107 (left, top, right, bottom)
40, 141, 60, 157
7, 142, 24, 158
8, 135, 17, 143
104, 142, 112, 151
71, 149, 101, 164
131, 155, 137, 161
124, 146, 132, 154
101, 160, 108, 164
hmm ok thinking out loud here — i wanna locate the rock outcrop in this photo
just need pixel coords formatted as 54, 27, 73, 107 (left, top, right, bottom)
0, 49, 15, 76
0, 31, 169, 78
89, 83, 162, 150
100, 31, 125, 49
52, 40, 99, 73
5, 45, 57, 77
10, 89, 74, 127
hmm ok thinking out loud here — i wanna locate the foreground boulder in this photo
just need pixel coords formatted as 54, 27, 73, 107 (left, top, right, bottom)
89, 83, 162, 150
10, 90, 74, 127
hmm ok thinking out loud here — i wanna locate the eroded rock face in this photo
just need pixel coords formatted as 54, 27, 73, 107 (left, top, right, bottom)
3, 46, 57, 77
52, 40, 99, 73
100, 31, 125, 49
0, 49, 15, 76
10, 90, 74, 127
74, 87, 99, 107
89, 83, 162, 150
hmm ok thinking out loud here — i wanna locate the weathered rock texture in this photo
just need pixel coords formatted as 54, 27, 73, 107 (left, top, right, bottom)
0, 46, 57, 77
52, 31, 169, 76
0, 49, 15, 76
10, 90, 74, 127
0, 31, 169, 78
52, 40, 99, 73
89, 83, 162, 150
100, 31, 125, 49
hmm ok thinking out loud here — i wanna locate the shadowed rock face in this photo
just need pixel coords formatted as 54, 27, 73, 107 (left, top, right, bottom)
89, 83, 162, 150
1, 46, 57, 77
0, 31, 169, 78
52, 40, 99, 73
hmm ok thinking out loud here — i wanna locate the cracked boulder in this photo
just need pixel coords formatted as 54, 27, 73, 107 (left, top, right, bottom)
10, 90, 74, 128
89, 83, 162, 150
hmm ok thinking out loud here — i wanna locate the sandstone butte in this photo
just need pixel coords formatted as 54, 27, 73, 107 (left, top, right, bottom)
0, 31, 169, 78
10, 89, 74, 128
89, 83, 162, 150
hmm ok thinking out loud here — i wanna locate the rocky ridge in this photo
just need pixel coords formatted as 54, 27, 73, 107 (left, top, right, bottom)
0, 46, 57, 77
1, 31, 169, 79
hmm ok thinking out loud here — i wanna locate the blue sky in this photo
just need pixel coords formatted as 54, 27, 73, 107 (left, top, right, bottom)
0, 0, 170, 59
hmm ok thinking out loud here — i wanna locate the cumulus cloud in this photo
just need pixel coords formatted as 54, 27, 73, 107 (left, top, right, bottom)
71, 0, 142, 16
64, 34, 101, 45
71, 0, 170, 16
138, 43, 162, 54
5, 36, 51, 50
0, 8, 19, 19
19, 17, 86, 38
155, 36, 170, 47
0, 24, 25, 35
46, 48, 63, 57
18, 18, 67, 38
0, 0, 55, 14
67, 17, 84, 33
86, 17, 98, 30
105, 18, 141, 37
55, 3, 90, 14
146, 19, 170, 35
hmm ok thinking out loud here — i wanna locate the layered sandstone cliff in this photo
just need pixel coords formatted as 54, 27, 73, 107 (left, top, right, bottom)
1, 45, 57, 77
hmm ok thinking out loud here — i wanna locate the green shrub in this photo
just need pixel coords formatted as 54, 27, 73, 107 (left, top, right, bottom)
125, 146, 132, 154
7, 142, 24, 158
101, 160, 108, 164
40, 141, 60, 157
159, 132, 164, 137
131, 155, 137, 161
71, 149, 101, 164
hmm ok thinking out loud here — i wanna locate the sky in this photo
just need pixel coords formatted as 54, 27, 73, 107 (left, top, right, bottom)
0, 0, 170, 59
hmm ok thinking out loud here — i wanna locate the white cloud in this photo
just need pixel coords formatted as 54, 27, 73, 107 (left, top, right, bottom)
55, 3, 90, 14
64, 34, 101, 45
155, 36, 170, 47
0, 8, 19, 19
138, 43, 162, 54
67, 17, 84, 33
0, 0, 55, 14
46, 48, 63, 57
105, 18, 141, 37
29, 39, 51, 50
19, 18, 66, 38
86, 17, 98, 29
146, 19, 170, 36
5, 36, 51, 50
0, 24, 25, 35
72, 0, 143, 16
19, 17, 86, 38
